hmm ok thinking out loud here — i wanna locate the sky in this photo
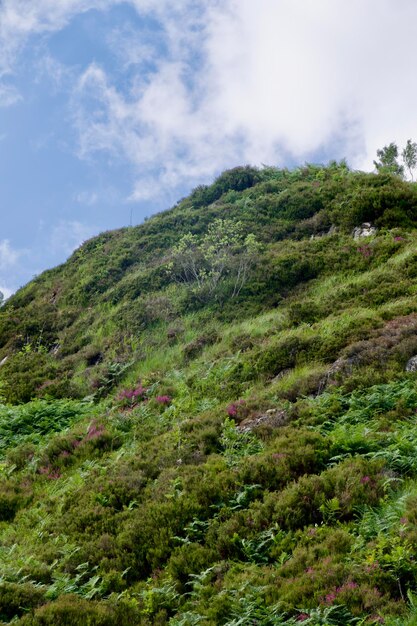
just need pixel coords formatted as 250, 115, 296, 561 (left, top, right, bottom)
1, 0, 417, 297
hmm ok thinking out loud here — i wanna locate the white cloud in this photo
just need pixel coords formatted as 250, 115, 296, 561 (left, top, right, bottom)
0, 0, 112, 74
50, 220, 96, 255
0, 285, 14, 300
68, 0, 417, 201
0, 239, 21, 270
0, 240, 26, 299
0, 83, 21, 107
0, 0, 191, 75
3, 0, 417, 201
203, 0, 417, 170
74, 190, 99, 206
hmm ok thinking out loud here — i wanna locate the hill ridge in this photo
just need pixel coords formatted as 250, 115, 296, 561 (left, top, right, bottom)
2, 163, 417, 624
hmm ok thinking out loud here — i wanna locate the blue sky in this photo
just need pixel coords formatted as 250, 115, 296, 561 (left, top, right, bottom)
1, 0, 417, 297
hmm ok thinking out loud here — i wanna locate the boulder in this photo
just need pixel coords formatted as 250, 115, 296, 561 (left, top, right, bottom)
238, 408, 288, 433
406, 356, 417, 372
318, 356, 358, 393
352, 223, 377, 240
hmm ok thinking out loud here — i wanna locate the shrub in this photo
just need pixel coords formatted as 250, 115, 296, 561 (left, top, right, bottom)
167, 543, 217, 591
0, 582, 45, 621
18, 595, 137, 626
0, 479, 31, 521
188, 166, 260, 208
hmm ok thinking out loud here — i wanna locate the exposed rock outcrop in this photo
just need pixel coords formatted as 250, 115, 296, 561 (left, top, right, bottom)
238, 408, 288, 433
406, 356, 417, 372
352, 222, 377, 240
319, 314, 417, 392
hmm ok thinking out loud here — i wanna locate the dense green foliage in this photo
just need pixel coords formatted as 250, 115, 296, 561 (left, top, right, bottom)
3, 163, 417, 623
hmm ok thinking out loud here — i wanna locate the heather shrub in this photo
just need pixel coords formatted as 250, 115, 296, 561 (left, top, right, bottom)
272, 182, 325, 221
237, 429, 331, 490
0, 352, 58, 403
17, 595, 137, 626
330, 173, 417, 230
166, 543, 217, 591
117, 382, 148, 408
252, 334, 320, 378
246, 457, 386, 532
91, 468, 147, 511
0, 478, 31, 521
287, 301, 325, 326
39, 419, 119, 472
183, 330, 219, 361
272, 365, 326, 401
188, 166, 260, 208
0, 582, 45, 621
179, 414, 222, 456
6, 441, 36, 469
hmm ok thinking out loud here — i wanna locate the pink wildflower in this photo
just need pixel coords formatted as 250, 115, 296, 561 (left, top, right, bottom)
156, 395, 171, 405
227, 399, 245, 417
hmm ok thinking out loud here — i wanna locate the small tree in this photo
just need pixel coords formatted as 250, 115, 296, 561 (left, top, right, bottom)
169, 232, 204, 290
402, 139, 417, 181
169, 219, 260, 301
374, 142, 404, 177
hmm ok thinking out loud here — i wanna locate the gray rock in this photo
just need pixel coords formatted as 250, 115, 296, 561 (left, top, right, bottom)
238, 409, 288, 433
352, 222, 378, 240
406, 356, 417, 372
318, 356, 359, 393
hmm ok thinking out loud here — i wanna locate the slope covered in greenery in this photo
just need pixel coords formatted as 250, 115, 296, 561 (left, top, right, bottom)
2, 163, 417, 624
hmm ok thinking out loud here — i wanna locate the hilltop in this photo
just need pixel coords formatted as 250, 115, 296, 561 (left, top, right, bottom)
2, 163, 417, 624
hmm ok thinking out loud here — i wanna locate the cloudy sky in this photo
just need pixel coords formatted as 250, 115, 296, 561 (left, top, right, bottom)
1, 0, 417, 296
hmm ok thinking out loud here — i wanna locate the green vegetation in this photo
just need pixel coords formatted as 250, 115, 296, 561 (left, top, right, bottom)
3, 163, 417, 622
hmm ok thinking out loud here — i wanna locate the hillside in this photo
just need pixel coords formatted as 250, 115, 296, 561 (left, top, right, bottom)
2, 163, 417, 624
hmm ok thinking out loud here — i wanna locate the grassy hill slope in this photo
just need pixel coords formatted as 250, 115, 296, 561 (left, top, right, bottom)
2, 164, 417, 623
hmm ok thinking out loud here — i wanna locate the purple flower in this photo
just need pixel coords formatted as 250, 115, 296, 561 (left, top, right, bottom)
133, 384, 146, 398
118, 382, 148, 406
358, 245, 372, 258
227, 399, 245, 417
325, 592, 337, 604
86, 421, 105, 441
345, 581, 358, 590
156, 395, 171, 405
227, 404, 238, 417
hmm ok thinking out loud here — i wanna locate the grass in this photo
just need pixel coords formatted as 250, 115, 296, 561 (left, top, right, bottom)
3, 164, 417, 622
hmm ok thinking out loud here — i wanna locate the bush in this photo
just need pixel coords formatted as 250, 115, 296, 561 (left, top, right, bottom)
18, 595, 137, 626
247, 457, 386, 532
188, 166, 260, 208
0, 478, 31, 521
0, 582, 45, 621
167, 543, 217, 591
